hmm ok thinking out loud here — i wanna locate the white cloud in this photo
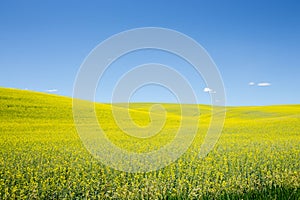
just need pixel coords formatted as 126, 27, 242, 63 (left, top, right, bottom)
257, 82, 271, 87
248, 82, 255, 86
46, 89, 58, 93
203, 87, 212, 92
203, 87, 216, 94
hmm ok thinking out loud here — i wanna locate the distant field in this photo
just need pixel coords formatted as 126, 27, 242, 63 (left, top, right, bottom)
0, 87, 299, 199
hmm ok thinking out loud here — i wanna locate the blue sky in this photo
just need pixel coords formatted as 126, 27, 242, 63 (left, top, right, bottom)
0, 0, 299, 105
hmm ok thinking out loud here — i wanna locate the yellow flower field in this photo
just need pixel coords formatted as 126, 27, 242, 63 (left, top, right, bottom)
0, 87, 299, 199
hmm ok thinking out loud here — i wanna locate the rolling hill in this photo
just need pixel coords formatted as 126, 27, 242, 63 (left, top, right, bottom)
0, 87, 299, 199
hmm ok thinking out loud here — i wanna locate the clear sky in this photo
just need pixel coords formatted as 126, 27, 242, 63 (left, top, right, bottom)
0, 0, 299, 105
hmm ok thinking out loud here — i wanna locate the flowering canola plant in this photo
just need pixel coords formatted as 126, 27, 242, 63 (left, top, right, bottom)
0, 88, 299, 199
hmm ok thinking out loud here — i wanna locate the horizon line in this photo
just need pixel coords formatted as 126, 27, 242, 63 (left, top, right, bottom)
1, 86, 299, 107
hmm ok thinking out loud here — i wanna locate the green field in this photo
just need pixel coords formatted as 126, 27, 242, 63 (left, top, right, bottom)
0, 87, 299, 199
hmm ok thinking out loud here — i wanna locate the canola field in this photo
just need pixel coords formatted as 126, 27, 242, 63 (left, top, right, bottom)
0, 87, 299, 199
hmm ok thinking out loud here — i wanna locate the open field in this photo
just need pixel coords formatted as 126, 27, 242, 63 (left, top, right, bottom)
0, 87, 299, 199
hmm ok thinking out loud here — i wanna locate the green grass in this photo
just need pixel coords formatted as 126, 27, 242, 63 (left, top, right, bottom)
0, 87, 299, 199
